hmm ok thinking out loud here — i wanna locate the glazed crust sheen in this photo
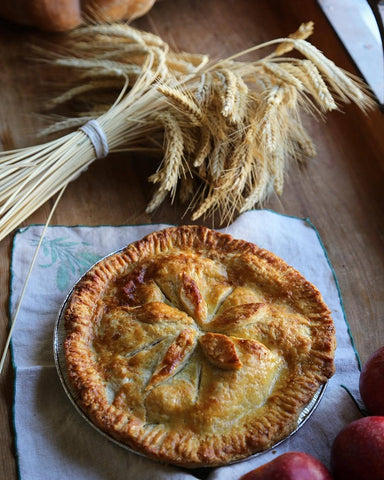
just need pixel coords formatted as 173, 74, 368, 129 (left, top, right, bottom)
64, 226, 336, 467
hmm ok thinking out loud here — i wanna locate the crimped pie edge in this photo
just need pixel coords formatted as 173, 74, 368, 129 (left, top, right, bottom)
63, 225, 336, 467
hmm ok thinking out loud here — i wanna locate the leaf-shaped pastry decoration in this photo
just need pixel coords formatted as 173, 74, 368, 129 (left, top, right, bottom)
179, 272, 208, 325
146, 328, 198, 390
199, 332, 242, 370
209, 302, 267, 331
215, 286, 264, 314
234, 337, 270, 360
125, 302, 194, 326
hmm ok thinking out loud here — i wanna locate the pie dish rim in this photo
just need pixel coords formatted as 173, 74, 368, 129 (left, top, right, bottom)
53, 244, 328, 467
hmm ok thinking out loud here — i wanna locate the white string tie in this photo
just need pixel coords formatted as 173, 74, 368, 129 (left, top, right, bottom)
79, 119, 109, 159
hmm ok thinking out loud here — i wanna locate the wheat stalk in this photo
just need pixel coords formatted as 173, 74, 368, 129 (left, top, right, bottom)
147, 110, 185, 206
0, 22, 374, 240
157, 84, 205, 125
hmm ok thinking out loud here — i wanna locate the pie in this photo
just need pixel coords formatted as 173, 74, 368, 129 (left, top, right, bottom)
63, 225, 336, 467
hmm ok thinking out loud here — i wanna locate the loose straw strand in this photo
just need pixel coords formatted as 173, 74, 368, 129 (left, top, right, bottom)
0, 185, 67, 374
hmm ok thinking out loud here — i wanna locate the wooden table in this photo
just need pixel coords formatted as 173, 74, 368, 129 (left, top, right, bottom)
1, 0, 383, 477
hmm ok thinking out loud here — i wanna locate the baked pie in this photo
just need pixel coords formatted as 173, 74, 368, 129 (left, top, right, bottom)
63, 226, 336, 467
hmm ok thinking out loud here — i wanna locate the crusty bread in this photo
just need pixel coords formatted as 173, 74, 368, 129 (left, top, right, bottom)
0, 0, 156, 32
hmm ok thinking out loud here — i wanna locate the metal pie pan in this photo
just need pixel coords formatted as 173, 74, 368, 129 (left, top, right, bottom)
53, 250, 328, 469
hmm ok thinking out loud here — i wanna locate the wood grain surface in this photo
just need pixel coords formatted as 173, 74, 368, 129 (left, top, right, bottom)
1, 0, 384, 477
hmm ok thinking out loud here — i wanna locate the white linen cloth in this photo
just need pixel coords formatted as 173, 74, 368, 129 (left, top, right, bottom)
10, 210, 363, 480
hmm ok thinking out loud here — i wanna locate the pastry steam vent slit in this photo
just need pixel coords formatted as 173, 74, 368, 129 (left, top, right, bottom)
194, 362, 203, 403
123, 337, 168, 359
153, 280, 175, 307
207, 286, 235, 322
64, 226, 336, 467
146, 328, 198, 390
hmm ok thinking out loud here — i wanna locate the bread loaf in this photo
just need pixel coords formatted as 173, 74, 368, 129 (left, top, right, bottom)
0, 0, 156, 32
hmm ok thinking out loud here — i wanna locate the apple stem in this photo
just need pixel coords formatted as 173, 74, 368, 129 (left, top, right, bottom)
340, 385, 369, 417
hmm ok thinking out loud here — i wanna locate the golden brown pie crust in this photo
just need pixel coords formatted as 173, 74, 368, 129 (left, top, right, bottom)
63, 225, 336, 467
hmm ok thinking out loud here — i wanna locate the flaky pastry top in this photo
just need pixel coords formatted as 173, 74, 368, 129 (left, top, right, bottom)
64, 226, 336, 467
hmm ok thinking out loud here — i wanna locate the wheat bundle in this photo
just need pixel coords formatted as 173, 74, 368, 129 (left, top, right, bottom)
0, 22, 373, 241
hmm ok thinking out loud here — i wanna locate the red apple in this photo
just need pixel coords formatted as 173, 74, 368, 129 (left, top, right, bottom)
240, 452, 333, 480
359, 346, 384, 415
331, 416, 384, 480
